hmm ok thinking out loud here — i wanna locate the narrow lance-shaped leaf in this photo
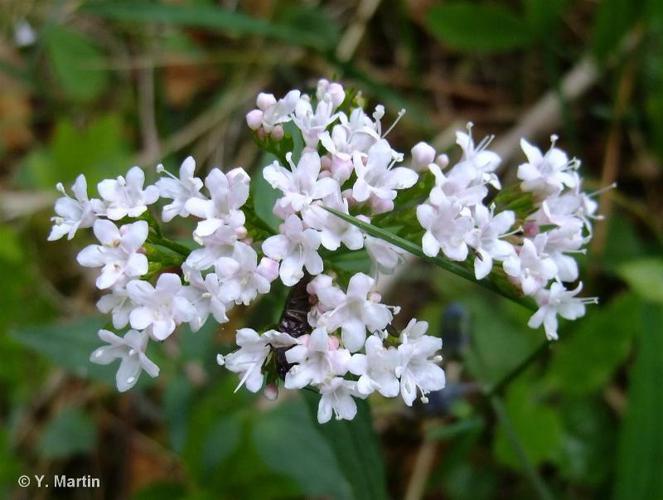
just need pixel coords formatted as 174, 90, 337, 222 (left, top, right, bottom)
325, 207, 536, 311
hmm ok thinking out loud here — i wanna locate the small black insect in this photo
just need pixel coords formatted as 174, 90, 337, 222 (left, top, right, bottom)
274, 273, 313, 379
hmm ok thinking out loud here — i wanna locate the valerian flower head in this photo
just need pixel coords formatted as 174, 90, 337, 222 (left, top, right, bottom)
317, 377, 364, 424
349, 335, 400, 397
48, 174, 103, 241
220, 328, 298, 393
466, 204, 516, 280
352, 139, 418, 211
284, 328, 351, 389
76, 220, 149, 289
127, 273, 196, 340
518, 137, 579, 197
186, 167, 250, 241
262, 214, 323, 286
97, 166, 160, 220
155, 156, 204, 222
317, 272, 395, 352
90, 329, 159, 392
503, 236, 558, 296
263, 149, 339, 218
396, 320, 445, 406
528, 282, 596, 340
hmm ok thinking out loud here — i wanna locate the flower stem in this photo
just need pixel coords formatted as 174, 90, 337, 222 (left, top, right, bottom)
484, 339, 550, 397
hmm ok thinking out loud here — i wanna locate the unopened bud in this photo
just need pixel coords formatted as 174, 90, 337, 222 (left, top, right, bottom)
271, 125, 284, 141
411, 142, 436, 168
246, 109, 263, 130
263, 383, 279, 401
256, 92, 276, 110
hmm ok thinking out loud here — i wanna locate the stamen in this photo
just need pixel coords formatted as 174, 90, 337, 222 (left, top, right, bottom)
382, 108, 406, 138
589, 182, 617, 197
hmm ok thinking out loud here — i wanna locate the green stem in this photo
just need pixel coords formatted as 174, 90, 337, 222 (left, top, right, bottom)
490, 396, 555, 500
325, 207, 536, 311
484, 340, 550, 397
149, 236, 191, 257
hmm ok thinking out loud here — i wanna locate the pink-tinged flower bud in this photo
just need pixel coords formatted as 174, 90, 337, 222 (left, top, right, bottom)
256, 92, 276, 110
246, 109, 263, 130
411, 142, 435, 168
327, 83, 346, 107
328, 335, 340, 350
356, 214, 371, 224
270, 125, 284, 140
257, 257, 280, 282
330, 157, 353, 183
523, 220, 539, 237
368, 291, 382, 303
320, 154, 332, 170
370, 197, 394, 215
263, 383, 279, 400
256, 128, 267, 140
235, 225, 248, 239
435, 153, 449, 168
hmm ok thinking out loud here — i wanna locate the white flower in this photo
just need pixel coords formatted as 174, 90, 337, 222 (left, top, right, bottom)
466, 204, 516, 279
262, 214, 323, 286
97, 286, 133, 329
417, 194, 473, 261
216, 242, 275, 305
317, 272, 394, 352
246, 90, 301, 134
284, 328, 351, 389
396, 320, 445, 406
76, 220, 149, 289
184, 224, 238, 271
427, 163, 488, 208
317, 377, 363, 423
48, 175, 103, 241
503, 236, 558, 295
155, 156, 204, 222
349, 335, 399, 397
364, 234, 406, 275
518, 137, 578, 196
126, 273, 196, 340
306, 274, 345, 327
97, 166, 159, 220
528, 282, 595, 340
221, 328, 297, 393
455, 128, 502, 188
263, 150, 339, 218
185, 167, 250, 241
293, 93, 339, 147
411, 142, 436, 170
90, 329, 159, 392
302, 192, 363, 251
181, 269, 230, 332
352, 139, 417, 209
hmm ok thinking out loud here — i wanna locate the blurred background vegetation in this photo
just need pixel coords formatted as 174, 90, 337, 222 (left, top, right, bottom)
1, 0, 662, 498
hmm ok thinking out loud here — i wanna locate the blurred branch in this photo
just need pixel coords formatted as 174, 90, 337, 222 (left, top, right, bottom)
336, 0, 382, 62
137, 49, 161, 161
490, 395, 554, 500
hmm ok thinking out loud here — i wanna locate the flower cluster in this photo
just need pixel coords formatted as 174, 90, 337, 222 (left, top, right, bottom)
415, 128, 599, 340
48, 78, 601, 423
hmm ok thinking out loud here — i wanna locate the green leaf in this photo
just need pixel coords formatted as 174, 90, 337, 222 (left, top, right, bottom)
303, 391, 388, 500
325, 207, 536, 310
253, 398, 352, 499
39, 407, 96, 459
493, 381, 563, 469
523, 0, 568, 33
82, 1, 335, 51
614, 304, 663, 500
10, 316, 136, 386
591, 0, 644, 60
44, 26, 108, 101
617, 258, 663, 304
19, 113, 130, 189
547, 293, 642, 395
426, 3, 532, 53
251, 157, 282, 233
